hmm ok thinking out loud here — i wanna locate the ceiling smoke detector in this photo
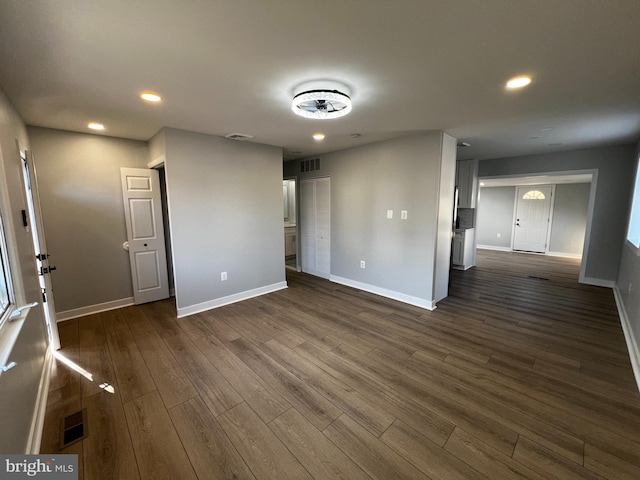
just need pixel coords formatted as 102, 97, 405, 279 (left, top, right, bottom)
291, 81, 352, 120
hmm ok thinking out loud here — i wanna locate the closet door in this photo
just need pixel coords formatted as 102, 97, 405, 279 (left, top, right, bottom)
300, 177, 330, 279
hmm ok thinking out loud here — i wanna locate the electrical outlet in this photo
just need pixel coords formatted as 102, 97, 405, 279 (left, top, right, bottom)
497, 233, 501, 238
360, 260, 366, 269
221, 271, 227, 281
401, 210, 408, 220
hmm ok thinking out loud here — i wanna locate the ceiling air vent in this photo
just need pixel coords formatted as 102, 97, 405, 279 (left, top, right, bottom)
225, 133, 254, 140
300, 158, 320, 173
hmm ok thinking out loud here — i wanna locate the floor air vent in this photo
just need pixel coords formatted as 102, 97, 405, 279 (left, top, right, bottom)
60, 409, 87, 449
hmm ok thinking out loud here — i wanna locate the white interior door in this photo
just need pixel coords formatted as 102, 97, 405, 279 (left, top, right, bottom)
513, 186, 553, 253
22, 151, 60, 349
120, 168, 170, 304
300, 177, 330, 279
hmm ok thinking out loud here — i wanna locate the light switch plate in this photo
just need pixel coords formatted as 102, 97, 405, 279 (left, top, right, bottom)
386, 210, 393, 219
401, 210, 408, 220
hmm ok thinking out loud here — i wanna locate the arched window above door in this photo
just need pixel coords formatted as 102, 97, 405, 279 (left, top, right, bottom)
522, 190, 546, 200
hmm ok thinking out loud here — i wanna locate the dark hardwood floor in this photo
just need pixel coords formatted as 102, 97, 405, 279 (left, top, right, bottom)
41, 250, 640, 479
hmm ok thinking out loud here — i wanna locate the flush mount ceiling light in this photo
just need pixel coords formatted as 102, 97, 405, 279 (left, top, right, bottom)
506, 75, 532, 89
88, 122, 105, 130
140, 91, 162, 102
312, 133, 326, 141
291, 81, 352, 120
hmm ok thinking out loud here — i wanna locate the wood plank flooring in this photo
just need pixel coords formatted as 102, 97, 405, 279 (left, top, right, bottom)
41, 250, 640, 479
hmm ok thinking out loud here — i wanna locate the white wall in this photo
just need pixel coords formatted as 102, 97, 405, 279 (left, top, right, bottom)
162, 128, 286, 316
0, 88, 49, 452
27, 127, 150, 315
284, 131, 455, 309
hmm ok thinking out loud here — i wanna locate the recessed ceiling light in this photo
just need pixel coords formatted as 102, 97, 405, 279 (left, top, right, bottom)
506, 76, 532, 89
88, 123, 105, 130
140, 91, 162, 102
312, 133, 326, 141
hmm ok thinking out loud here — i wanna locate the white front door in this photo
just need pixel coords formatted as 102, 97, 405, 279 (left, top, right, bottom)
120, 168, 170, 304
513, 185, 553, 253
22, 151, 60, 349
300, 177, 330, 279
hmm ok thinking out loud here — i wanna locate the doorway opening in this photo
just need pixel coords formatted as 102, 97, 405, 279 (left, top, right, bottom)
156, 166, 175, 295
283, 178, 298, 271
120, 167, 170, 304
475, 171, 594, 283
21, 150, 60, 349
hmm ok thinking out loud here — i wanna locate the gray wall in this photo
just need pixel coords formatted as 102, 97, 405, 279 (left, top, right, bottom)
476, 186, 515, 249
479, 145, 636, 284
0, 88, 48, 452
28, 127, 149, 313
284, 132, 454, 307
162, 128, 285, 315
549, 183, 590, 255
616, 141, 640, 386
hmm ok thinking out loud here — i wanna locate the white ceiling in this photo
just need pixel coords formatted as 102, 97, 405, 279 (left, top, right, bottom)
0, 0, 639, 161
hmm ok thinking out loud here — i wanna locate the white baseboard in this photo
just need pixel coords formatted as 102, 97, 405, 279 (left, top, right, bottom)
477, 245, 511, 252
177, 282, 288, 318
581, 277, 615, 288
26, 346, 53, 454
330, 275, 436, 311
56, 297, 135, 322
613, 286, 640, 394
547, 251, 583, 259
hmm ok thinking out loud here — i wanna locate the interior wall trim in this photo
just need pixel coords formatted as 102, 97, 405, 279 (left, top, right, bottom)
330, 275, 436, 311
176, 282, 288, 318
56, 297, 135, 322
546, 251, 583, 259
26, 346, 53, 454
476, 245, 512, 252
581, 277, 615, 288
613, 286, 640, 394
